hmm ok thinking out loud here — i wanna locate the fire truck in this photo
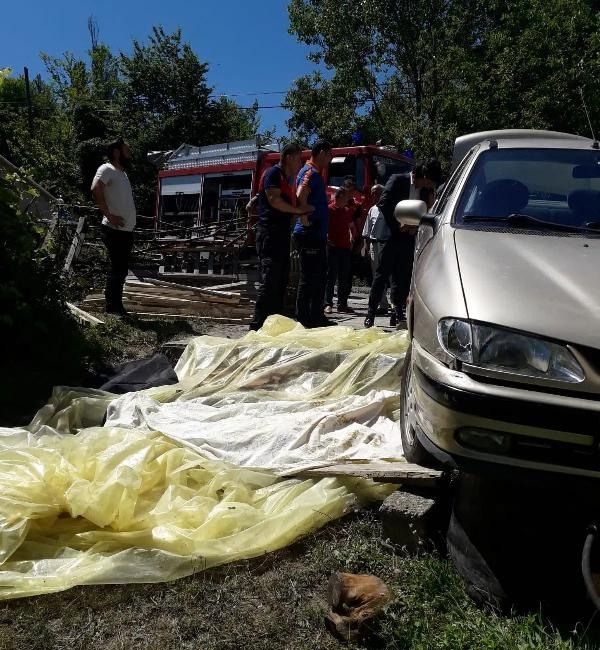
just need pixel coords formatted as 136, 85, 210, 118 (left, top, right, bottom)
152, 137, 413, 276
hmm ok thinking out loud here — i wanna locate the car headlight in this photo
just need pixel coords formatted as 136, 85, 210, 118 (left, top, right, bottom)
438, 318, 584, 383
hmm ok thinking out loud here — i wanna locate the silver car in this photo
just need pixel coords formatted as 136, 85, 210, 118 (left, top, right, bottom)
397, 129, 600, 479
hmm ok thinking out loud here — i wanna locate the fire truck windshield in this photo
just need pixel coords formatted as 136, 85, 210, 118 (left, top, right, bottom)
327, 154, 364, 190
371, 155, 412, 185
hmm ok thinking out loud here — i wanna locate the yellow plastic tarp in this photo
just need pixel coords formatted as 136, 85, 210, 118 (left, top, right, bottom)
0, 316, 408, 600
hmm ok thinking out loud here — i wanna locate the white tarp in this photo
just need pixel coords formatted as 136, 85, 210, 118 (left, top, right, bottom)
104, 315, 408, 471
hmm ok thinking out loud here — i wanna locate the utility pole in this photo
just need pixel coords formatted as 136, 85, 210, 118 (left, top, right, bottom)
24, 66, 33, 136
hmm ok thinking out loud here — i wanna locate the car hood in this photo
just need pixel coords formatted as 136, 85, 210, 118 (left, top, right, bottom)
454, 228, 600, 349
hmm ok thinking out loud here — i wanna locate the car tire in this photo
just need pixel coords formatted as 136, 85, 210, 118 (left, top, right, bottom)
400, 343, 442, 468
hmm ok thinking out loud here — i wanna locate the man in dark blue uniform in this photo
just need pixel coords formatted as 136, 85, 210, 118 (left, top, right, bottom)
293, 139, 335, 328
249, 143, 312, 331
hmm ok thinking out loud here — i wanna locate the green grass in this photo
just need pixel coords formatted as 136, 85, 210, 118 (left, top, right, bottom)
0, 511, 596, 650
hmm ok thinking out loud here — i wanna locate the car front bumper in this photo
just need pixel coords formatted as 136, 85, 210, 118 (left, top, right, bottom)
410, 340, 600, 479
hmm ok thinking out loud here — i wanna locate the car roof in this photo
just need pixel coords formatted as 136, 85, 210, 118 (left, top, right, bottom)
451, 129, 595, 171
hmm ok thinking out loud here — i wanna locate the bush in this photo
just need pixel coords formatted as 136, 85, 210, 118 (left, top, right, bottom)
0, 175, 98, 425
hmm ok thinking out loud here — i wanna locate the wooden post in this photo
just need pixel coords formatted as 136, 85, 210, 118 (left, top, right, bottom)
24, 67, 33, 136
62, 215, 87, 274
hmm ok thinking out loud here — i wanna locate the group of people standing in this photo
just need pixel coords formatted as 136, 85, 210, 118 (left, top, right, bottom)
249, 138, 442, 332
249, 140, 336, 330
90, 136, 441, 328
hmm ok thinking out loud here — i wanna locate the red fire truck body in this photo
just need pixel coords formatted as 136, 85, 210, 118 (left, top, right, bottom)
154, 138, 413, 248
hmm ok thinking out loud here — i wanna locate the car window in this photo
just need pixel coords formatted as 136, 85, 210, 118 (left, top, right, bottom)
455, 147, 600, 227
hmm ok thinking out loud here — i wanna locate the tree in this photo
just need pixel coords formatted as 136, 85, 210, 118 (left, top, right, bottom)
286, 0, 482, 156
467, 0, 600, 137
286, 0, 600, 161
117, 26, 258, 214
4, 23, 260, 212
0, 68, 78, 197
41, 18, 122, 193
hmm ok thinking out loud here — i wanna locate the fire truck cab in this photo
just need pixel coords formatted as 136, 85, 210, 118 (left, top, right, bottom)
153, 138, 413, 275
156, 138, 413, 237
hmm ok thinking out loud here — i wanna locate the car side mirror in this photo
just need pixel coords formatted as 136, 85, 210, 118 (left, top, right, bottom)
394, 199, 431, 226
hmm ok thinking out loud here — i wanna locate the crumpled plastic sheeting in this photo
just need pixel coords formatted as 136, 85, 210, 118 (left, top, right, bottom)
0, 315, 407, 600
0, 425, 393, 600
105, 315, 409, 471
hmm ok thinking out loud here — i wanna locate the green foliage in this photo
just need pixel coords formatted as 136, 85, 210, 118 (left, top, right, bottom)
286, 0, 600, 161
0, 71, 79, 197
118, 26, 258, 214
0, 175, 96, 424
1, 23, 259, 211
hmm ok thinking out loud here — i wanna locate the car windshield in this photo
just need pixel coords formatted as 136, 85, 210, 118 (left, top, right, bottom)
454, 147, 600, 230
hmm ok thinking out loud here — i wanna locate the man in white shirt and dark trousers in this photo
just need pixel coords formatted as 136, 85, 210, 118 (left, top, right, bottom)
91, 138, 137, 316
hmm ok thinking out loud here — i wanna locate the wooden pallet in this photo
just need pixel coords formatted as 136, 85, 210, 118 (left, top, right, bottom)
84, 277, 255, 321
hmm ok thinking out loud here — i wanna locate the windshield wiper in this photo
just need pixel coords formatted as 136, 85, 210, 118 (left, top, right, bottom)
462, 213, 586, 233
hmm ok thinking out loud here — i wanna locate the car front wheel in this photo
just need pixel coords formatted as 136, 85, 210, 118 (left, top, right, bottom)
400, 343, 441, 468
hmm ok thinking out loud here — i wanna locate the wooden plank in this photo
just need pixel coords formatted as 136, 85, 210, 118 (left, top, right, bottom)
124, 303, 243, 316
124, 282, 250, 305
138, 277, 249, 301
282, 462, 443, 487
123, 296, 252, 316
83, 297, 252, 318
62, 215, 87, 274
84, 296, 251, 315
201, 280, 248, 291
131, 312, 251, 323
124, 287, 246, 305
157, 272, 238, 285
66, 302, 104, 326
125, 298, 251, 316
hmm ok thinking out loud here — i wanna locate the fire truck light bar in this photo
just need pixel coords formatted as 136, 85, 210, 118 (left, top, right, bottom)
164, 138, 279, 171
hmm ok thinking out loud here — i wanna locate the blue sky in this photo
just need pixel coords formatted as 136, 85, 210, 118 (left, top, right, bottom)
0, 0, 318, 135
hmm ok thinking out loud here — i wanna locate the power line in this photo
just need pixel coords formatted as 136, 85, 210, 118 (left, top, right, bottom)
2, 102, 289, 111
0, 91, 290, 105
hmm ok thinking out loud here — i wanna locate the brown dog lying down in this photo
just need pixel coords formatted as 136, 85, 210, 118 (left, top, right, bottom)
325, 572, 391, 641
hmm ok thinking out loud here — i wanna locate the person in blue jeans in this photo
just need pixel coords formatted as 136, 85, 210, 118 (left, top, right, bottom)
293, 140, 335, 328
249, 143, 312, 331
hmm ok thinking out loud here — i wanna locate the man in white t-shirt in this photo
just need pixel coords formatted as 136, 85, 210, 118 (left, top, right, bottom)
361, 184, 391, 312
91, 138, 136, 316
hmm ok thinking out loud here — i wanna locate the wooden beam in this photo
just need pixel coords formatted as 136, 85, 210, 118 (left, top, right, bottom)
130, 310, 252, 318
200, 280, 249, 291
62, 215, 87, 274
85, 296, 252, 317
138, 277, 247, 300
158, 272, 238, 284
66, 302, 104, 326
124, 282, 250, 305
282, 462, 443, 488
